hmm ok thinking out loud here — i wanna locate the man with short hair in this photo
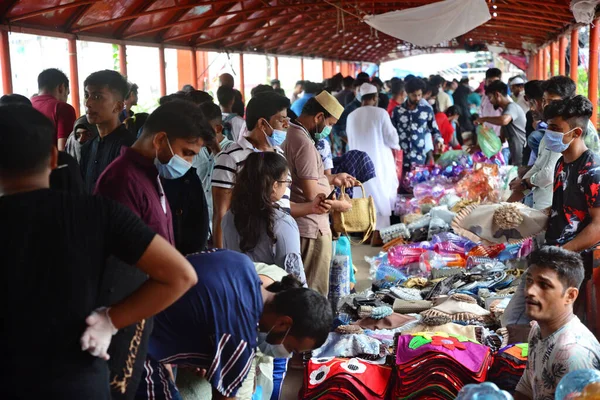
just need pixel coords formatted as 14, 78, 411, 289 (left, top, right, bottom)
509, 76, 529, 113
387, 79, 405, 116
335, 76, 356, 107
371, 77, 389, 111
271, 79, 286, 96
120, 83, 138, 122
542, 75, 600, 155
94, 99, 212, 399
219, 73, 245, 117
212, 92, 293, 249
479, 68, 506, 157
513, 247, 600, 400
392, 78, 443, 168
216, 86, 246, 142
283, 91, 355, 294
452, 77, 475, 135
1, 104, 197, 400
193, 101, 234, 236
31, 68, 77, 151
291, 81, 320, 117
291, 80, 304, 104
431, 75, 452, 112
475, 80, 527, 165
331, 78, 367, 156
80, 70, 136, 193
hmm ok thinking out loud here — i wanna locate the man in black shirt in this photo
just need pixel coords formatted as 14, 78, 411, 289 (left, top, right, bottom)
544, 96, 600, 256
0, 105, 197, 399
80, 70, 136, 193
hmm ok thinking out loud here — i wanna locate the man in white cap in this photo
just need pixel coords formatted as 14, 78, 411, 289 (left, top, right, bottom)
510, 76, 529, 113
347, 83, 401, 246
282, 91, 356, 295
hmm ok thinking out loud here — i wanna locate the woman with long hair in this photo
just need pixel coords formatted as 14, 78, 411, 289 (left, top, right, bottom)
222, 151, 307, 285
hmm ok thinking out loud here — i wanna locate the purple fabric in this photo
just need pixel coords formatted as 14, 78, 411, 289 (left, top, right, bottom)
395, 335, 490, 374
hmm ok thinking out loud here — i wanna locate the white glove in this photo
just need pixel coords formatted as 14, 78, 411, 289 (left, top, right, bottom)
80, 307, 118, 360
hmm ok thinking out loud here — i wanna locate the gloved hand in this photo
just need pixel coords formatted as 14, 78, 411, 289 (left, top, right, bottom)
80, 307, 118, 360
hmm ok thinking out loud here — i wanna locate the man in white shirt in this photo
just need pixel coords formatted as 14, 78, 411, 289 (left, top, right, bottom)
217, 86, 246, 142
509, 76, 530, 113
346, 83, 400, 243
514, 247, 600, 400
432, 75, 452, 112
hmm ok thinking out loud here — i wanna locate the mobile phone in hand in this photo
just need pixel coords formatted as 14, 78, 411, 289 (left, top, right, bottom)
326, 189, 336, 200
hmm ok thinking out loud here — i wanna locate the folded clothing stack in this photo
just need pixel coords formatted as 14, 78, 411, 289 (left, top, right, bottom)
393, 332, 493, 399
300, 357, 392, 399
488, 343, 528, 392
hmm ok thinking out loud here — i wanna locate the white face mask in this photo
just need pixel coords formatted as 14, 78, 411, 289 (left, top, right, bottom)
257, 326, 292, 359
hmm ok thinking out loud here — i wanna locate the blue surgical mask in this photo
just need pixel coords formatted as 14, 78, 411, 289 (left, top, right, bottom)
154, 139, 192, 179
264, 121, 287, 148
315, 125, 332, 141
257, 326, 292, 359
545, 128, 576, 153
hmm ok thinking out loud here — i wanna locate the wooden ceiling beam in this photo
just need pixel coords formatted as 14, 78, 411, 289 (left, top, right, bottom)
7, 0, 99, 22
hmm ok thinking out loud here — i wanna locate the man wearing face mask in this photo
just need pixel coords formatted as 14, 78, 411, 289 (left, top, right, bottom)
347, 83, 400, 246
136, 250, 333, 400
94, 100, 210, 400
283, 91, 356, 295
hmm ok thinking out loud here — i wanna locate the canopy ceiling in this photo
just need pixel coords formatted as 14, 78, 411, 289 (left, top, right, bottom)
0, 0, 576, 63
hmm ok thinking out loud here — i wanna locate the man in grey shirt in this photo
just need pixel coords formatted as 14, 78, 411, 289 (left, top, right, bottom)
475, 80, 527, 165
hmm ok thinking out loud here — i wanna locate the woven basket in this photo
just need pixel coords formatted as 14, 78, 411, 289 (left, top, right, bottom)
332, 182, 376, 244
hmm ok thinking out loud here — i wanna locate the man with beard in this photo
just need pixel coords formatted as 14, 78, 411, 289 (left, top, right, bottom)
514, 247, 600, 400
475, 80, 526, 165
392, 78, 443, 168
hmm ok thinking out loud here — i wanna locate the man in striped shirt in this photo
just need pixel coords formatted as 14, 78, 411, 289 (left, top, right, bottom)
212, 92, 331, 248
136, 250, 332, 400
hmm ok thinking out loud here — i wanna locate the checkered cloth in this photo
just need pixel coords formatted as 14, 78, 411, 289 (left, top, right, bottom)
332, 150, 376, 198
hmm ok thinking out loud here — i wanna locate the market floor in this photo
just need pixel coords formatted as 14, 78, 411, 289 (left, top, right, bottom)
279, 242, 380, 399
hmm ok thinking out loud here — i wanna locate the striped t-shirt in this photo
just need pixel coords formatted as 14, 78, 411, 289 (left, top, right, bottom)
212, 135, 291, 212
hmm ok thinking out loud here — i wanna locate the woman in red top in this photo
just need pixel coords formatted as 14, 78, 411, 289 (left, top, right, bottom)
434, 104, 461, 151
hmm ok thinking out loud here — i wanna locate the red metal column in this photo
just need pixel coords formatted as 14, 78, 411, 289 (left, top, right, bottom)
589, 18, 599, 127
542, 47, 548, 79
68, 38, 80, 116
118, 44, 127, 77
550, 42, 557, 76
239, 53, 245, 102
537, 51, 543, 80
274, 56, 279, 80
0, 30, 13, 94
559, 36, 567, 76
190, 48, 198, 89
571, 29, 580, 85
158, 45, 166, 97
533, 52, 539, 80
300, 58, 305, 80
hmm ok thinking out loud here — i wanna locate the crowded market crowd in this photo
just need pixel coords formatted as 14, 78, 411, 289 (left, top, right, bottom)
3, 63, 600, 400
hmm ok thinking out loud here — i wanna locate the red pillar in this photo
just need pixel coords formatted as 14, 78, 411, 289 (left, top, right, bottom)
537, 51, 543, 80
571, 29, 580, 85
533, 52, 539, 80
158, 45, 166, 97
239, 53, 245, 102
190, 49, 198, 89
68, 38, 80, 116
550, 42, 557, 77
274, 57, 279, 80
118, 44, 127, 77
589, 18, 599, 127
559, 36, 567, 76
542, 47, 548, 79
197, 51, 209, 91
0, 30, 13, 94
300, 58, 305, 81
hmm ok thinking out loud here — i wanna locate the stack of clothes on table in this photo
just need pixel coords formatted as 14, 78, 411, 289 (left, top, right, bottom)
488, 343, 529, 392
393, 332, 493, 399
299, 357, 392, 400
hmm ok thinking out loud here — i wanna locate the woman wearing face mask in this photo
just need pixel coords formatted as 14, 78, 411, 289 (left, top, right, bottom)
136, 249, 333, 400
222, 152, 307, 285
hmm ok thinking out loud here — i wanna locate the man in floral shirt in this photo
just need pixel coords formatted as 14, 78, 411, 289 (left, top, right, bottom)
514, 247, 600, 400
392, 78, 443, 169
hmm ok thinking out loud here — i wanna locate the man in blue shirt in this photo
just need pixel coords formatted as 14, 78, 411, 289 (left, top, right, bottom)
290, 81, 320, 117
392, 78, 443, 168
137, 250, 332, 400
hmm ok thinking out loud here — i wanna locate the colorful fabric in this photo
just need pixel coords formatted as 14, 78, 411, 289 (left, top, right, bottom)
316, 138, 334, 170
515, 317, 600, 399
301, 358, 392, 399
488, 343, 528, 392
311, 333, 382, 359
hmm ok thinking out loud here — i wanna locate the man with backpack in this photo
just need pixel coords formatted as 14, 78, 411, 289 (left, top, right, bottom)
217, 86, 246, 142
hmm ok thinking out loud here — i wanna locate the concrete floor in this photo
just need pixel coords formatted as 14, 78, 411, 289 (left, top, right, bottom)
279, 243, 381, 399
